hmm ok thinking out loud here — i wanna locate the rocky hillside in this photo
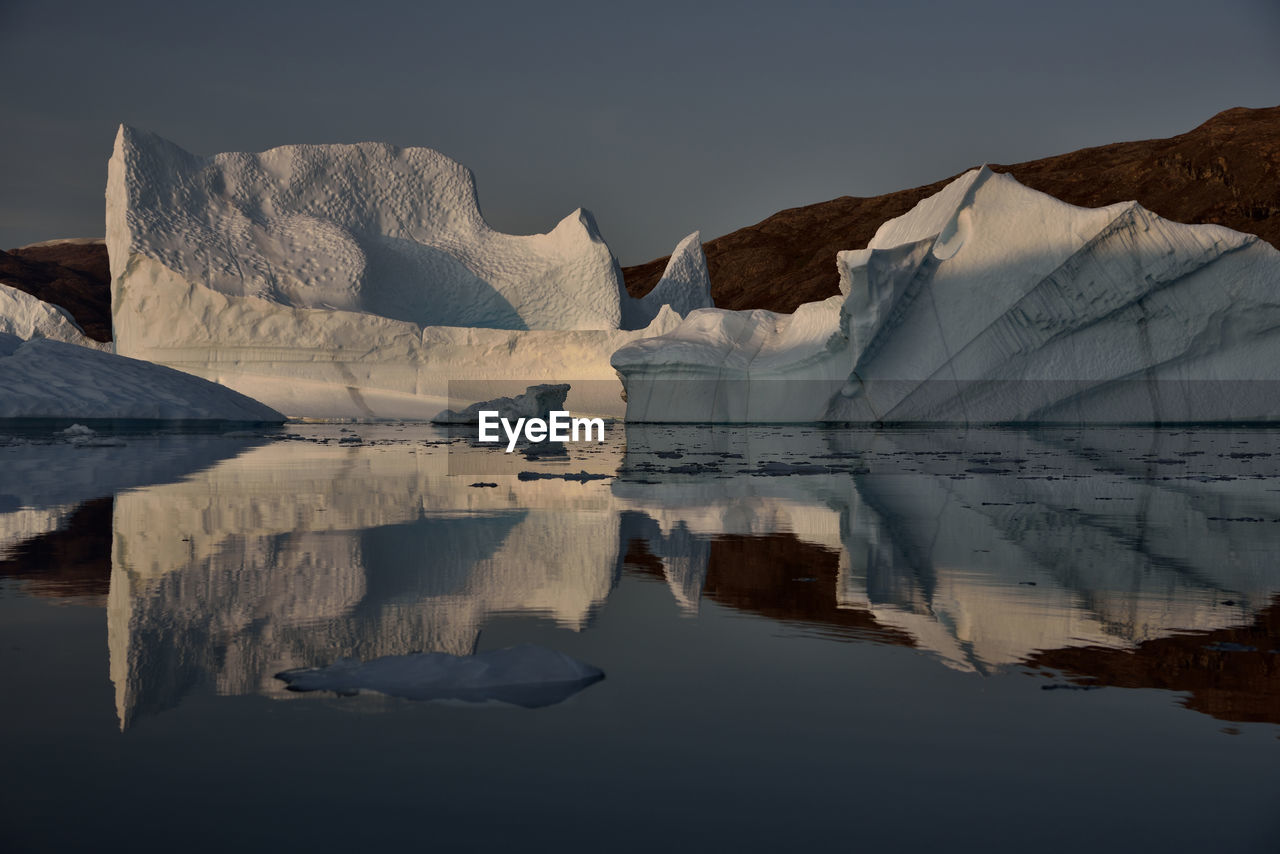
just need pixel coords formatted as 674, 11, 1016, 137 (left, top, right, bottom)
0, 239, 111, 342
625, 105, 1280, 313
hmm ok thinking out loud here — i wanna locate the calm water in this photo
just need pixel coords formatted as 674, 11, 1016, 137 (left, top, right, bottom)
2, 422, 1279, 852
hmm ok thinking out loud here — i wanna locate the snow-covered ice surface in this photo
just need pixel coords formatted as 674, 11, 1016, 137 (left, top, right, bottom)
275, 644, 604, 707
614, 168, 1280, 423
0, 332, 283, 421
107, 127, 710, 419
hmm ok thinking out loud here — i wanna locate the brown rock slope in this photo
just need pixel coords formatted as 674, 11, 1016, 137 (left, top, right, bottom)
9, 239, 111, 283
624, 105, 1280, 313
0, 240, 111, 342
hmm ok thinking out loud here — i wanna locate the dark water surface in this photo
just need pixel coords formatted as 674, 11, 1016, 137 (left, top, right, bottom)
2, 423, 1279, 852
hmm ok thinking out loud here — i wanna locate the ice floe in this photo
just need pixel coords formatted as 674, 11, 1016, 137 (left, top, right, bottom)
275, 644, 604, 707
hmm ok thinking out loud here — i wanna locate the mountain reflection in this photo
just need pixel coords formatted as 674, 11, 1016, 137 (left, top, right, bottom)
1027, 597, 1280, 723
3, 424, 1278, 728
0, 432, 271, 603
622, 532, 916, 647
0, 497, 113, 601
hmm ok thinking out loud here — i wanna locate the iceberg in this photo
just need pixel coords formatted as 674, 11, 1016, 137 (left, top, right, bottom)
107, 126, 711, 419
622, 230, 714, 327
0, 332, 283, 422
274, 644, 604, 707
612, 168, 1280, 423
0, 283, 108, 351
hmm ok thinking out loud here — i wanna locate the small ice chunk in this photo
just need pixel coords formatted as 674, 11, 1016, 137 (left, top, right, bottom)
433, 383, 570, 425
274, 643, 604, 708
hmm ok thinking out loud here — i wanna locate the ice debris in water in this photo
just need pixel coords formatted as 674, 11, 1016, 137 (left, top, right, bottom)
274, 643, 604, 708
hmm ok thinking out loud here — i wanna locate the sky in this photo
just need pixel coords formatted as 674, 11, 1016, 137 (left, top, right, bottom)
1, 0, 1278, 265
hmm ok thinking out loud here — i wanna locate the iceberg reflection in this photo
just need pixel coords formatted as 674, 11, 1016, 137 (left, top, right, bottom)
70, 424, 1280, 727
0, 431, 271, 602
107, 431, 623, 726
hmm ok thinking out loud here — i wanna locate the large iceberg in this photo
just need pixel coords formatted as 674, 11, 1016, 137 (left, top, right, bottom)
613, 168, 1280, 423
107, 127, 711, 419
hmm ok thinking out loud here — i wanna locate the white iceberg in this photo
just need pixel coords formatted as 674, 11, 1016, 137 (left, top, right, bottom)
623, 230, 714, 327
613, 167, 1280, 423
0, 332, 282, 421
274, 644, 604, 707
0, 283, 108, 351
107, 126, 710, 419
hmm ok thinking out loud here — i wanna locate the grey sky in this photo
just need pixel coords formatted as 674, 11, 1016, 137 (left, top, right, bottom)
2, 0, 1277, 265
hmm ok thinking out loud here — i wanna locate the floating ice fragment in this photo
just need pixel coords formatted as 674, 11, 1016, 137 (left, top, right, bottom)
516, 470, 612, 482
274, 644, 604, 708
1204, 642, 1257, 653
434, 383, 570, 425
